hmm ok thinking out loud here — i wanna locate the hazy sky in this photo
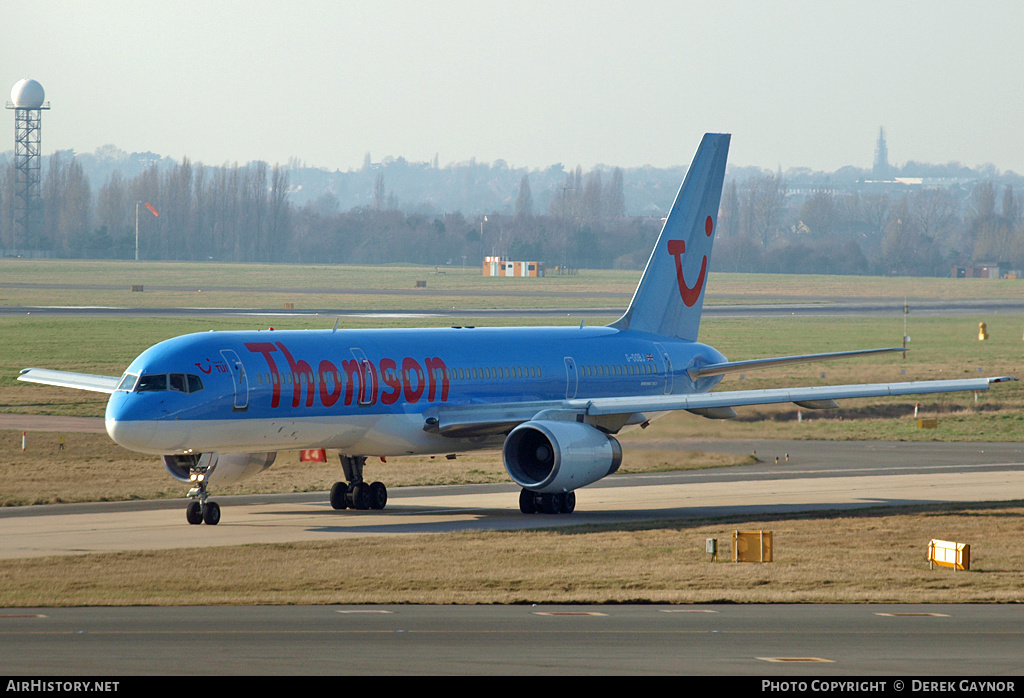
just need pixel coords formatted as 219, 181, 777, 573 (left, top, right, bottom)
5, 1, 1024, 174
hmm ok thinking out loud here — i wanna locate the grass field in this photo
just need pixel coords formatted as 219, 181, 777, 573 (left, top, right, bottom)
1, 260, 1023, 606
2, 501, 1022, 606
3, 258, 1024, 309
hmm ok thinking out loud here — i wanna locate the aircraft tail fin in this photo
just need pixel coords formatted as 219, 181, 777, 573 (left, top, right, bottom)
610, 133, 730, 341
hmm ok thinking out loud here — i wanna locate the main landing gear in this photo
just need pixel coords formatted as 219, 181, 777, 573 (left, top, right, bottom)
330, 455, 388, 511
519, 488, 576, 515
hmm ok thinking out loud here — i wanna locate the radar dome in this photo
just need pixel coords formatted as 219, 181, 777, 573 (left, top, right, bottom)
10, 79, 45, 109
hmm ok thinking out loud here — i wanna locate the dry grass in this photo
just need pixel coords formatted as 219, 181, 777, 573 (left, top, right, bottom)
4, 260, 1023, 304
0, 429, 751, 507
1, 501, 1021, 606
706, 272, 1024, 302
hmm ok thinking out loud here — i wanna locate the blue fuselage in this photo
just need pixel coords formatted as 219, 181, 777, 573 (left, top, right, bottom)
104, 325, 726, 456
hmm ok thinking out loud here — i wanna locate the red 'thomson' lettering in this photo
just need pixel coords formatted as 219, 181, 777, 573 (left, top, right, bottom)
244, 342, 449, 409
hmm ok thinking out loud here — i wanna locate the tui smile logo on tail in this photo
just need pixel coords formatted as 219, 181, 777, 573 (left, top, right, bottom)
667, 216, 713, 307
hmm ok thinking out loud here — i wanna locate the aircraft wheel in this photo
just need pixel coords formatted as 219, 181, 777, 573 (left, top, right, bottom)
540, 493, 561, 515
561, 491, 576, 514
330, 482, 348, 510
186, 501, 203, 525
369, 481, 388, 510
202, 501, 221, 526
349, 482, 371, 510
519, 489, 537, 514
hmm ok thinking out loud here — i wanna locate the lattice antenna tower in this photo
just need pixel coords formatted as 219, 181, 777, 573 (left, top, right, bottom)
6, 79, 50, 252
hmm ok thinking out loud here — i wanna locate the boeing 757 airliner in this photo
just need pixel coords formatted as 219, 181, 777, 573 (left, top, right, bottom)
19, 134, 1017, 524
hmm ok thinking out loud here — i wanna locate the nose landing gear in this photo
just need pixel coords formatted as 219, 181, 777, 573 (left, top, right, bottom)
185, 461, 220, 525
186, 498, 220, 525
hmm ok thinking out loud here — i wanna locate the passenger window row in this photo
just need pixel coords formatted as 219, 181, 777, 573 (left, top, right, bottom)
451, 366, 542, 381
581, 363, 655, 377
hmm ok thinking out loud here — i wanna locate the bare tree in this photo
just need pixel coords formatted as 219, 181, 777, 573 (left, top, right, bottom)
0, 163, 15, 249
859, 192, 892, 249
372, 172, 386, 211
744, 172, 787, 247
605, 168, 625, 219
581, 170, 603, 224
1002, 184, 1019, 231
41, 153, 92, 255
882, 195, 944, 275
719, 179, 739, 238
268, 165, 291, 256
514, 174, 533, 223
799, 191, 838, 238
251, 161, 268, 261
969, 181, 997, 222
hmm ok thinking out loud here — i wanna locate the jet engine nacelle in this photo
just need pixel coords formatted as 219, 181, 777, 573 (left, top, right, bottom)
163, 452, 277, 485
503, 420, 622, 494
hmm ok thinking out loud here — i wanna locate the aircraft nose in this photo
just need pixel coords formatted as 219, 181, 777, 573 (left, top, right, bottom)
105, 393, 155, 451
105, 417, 155, 451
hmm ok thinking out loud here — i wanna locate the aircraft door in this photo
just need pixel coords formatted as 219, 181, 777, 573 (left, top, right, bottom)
350, 348, 378, 406
220, 349, 249, 412
653, 342, 673, 394
564, 356, 579, 399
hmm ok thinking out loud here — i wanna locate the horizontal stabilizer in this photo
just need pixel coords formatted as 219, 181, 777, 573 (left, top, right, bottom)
688, 347, 904, 380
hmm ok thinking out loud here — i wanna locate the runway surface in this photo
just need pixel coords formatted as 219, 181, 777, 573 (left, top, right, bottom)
1, 603, 1022, 676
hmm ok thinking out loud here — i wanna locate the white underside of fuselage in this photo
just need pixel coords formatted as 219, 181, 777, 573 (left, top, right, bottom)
106, 412, 505, 457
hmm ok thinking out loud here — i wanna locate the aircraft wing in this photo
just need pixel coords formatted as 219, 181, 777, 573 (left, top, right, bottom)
572, 376, 1017, 419
429, 375, 1016, 437
18, 368, 121, 394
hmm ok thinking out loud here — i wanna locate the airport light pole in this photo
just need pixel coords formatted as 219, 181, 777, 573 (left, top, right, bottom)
135, 201, 159, 261
135, 201, 140, 261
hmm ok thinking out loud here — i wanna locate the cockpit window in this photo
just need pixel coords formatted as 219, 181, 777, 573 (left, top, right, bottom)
169, 373, 187, 392
136, 374, 168, 392
132, 373, 204, 394
116, 373, 138, 391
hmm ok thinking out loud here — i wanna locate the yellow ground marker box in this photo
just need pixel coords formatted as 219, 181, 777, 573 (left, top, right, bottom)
733, 530, 773, 562
928, 539, 970, 571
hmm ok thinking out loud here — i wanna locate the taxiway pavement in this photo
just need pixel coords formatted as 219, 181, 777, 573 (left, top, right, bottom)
1, 440, 1021, 559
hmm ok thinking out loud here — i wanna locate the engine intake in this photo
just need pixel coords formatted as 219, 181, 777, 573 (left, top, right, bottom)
503, 420, 621, 493
163, 452, 277, 485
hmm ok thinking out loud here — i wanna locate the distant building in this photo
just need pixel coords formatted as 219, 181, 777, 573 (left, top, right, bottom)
952, 263, 1015, 279
872, 126, 891, 180
483, 256, 545, 278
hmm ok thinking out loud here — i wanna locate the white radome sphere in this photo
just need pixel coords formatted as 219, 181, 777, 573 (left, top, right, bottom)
10, 79, 45, 109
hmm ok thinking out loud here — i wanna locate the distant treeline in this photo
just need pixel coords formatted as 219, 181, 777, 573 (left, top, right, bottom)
1, 148, 1021, 275
715, 176, 1023, 276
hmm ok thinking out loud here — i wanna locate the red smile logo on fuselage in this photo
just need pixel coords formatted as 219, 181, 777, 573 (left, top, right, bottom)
667, 216, 714, 307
